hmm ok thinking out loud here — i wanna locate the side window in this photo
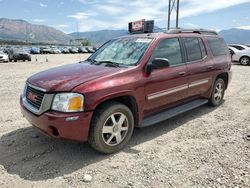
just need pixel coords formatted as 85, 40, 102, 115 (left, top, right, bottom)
198, 38, 207, 58
231, 45, 244, 50
208, 37, 229, 56
183, 37, 202, 62
150, 38, 183, 66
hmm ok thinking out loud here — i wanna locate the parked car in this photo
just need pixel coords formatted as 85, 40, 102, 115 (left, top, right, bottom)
51, 48, 61, 54
69, 47, 78, 54
30, 47, 40, 54
229, 46, 250, 65
60, 47, 70, 54
78, 47, 88, 53
0, 51, 9, 62
8, 49, 31, 62
20, 29, 232, 154
228, 44, 250, 51
87, 47, 95, 53
40, 47, 52, 54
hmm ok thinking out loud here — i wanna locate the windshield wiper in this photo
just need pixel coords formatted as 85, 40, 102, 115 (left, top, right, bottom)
95, 61, 121, 67
86, 58, 97, 64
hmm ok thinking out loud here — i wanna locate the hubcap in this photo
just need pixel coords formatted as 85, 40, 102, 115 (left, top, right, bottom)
214, 82, 224, 103
241, 57, 249, 65
102, 112, 129, 146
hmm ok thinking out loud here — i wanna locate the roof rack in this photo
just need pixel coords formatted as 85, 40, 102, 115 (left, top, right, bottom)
166, 28, 218, 35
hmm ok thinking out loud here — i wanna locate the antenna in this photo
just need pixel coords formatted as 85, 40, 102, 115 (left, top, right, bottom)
168, 0, 180, 30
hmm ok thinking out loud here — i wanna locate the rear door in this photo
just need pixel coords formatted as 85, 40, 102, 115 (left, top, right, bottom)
144, 37, 188, 116
182, 37, 214, 97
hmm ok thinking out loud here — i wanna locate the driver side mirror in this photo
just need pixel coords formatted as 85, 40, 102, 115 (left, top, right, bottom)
145, 58, 170, 73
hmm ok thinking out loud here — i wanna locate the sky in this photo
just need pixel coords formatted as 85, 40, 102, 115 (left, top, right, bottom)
0, 0, 250, 33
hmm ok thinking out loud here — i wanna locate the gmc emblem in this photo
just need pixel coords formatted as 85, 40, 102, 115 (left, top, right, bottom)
27, 92, 37, 102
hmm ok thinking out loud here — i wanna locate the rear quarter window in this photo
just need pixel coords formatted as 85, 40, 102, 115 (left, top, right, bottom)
207, 37, 229, 56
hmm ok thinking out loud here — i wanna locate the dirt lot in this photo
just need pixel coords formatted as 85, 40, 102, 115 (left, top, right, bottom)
0, 54, 249, 188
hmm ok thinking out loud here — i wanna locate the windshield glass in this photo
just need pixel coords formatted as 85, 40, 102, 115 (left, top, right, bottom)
90, 37, 152, 66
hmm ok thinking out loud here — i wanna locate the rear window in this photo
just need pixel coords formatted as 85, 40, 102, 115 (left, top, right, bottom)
207, 37, 229, 56
184, 37, 207, 62
184, 38, 201, 62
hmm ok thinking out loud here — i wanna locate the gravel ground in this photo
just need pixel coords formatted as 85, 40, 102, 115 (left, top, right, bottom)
0, 55, 249, 188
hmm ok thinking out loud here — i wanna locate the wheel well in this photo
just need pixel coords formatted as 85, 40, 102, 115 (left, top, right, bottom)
94, 96, 139, 126
216, 73, 229, 89
240, 56, 250, 61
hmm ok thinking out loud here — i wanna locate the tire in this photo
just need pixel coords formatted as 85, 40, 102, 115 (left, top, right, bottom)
88, 102, 134, 154
240, 56, 250, 66
208, 78, 226, 107
14, 60, 17, 62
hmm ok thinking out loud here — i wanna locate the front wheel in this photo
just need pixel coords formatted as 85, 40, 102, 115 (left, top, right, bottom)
88, 102, 134, 154
208, 78, 226, 107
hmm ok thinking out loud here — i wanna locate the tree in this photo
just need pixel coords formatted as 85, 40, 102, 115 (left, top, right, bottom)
81, 39, 90, 46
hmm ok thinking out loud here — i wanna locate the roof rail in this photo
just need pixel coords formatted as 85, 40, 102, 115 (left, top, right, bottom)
167, 28, 218, 35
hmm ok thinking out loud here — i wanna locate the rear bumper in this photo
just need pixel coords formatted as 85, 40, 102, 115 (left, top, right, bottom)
20, 98, 93, 142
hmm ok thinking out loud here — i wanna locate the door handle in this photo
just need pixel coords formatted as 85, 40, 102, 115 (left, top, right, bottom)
178, 72, 186, 76
207, 66, 213, 70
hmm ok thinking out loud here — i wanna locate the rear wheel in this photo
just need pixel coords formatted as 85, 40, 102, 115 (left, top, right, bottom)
208, 78, 225, 107
88, 102, 134, 154
240, 56, 250, 65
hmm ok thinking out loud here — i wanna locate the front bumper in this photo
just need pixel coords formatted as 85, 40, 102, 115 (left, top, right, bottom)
20, 97, 93, 142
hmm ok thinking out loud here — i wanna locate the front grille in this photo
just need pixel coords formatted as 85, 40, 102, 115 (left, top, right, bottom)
25, 85, 45, 110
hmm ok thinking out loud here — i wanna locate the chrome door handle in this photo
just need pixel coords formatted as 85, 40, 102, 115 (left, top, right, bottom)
207, 66, 213, 70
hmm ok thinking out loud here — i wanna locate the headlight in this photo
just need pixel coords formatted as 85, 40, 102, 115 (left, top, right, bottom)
52, 93, 84, 112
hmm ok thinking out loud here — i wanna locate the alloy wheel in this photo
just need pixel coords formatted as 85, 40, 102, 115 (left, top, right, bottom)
214, 82, 224, 103
241, 57, 250, 65
102, 112, 129, 146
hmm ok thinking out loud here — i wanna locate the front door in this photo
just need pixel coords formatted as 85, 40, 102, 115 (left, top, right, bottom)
144, 37, 188, 116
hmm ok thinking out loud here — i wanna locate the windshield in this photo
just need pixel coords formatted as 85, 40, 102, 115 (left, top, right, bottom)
89, 37, 152, 66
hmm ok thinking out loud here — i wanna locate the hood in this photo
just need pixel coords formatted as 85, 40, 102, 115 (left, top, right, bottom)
27, 63, 124, 92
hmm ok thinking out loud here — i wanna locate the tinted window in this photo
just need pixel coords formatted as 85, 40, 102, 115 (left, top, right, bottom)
198, 38, 207, 58
231, 45, 245, 50
208, 38, 229, 56
184, 37, 202, 62
150, 38, 183, 66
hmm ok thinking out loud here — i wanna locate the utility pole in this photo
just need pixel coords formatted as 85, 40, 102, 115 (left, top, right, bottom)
167, 0, 180, 30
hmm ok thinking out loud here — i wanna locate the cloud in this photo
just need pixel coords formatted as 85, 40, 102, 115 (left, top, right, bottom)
39, 2, 48, 7
33, 19, 45, 23
68, 0, 250, 31
58, 1, 64, 7
67, 12, 97, 20
180, 0, 250, 17
237, 25, 250, 30
55, 24, 70, 29
184, 23, 200, 28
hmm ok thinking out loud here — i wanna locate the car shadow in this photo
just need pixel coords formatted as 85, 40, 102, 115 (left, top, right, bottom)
0, 104, 217, 181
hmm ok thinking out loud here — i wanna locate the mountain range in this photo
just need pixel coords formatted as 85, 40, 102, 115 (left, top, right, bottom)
0, 18, 72, 44
0, 18, 250, 46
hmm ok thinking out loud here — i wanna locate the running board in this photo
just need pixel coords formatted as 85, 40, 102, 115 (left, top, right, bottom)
141, 99, 208, 127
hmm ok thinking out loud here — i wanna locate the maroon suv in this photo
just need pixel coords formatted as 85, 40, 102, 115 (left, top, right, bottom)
20, 29, 232, 153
